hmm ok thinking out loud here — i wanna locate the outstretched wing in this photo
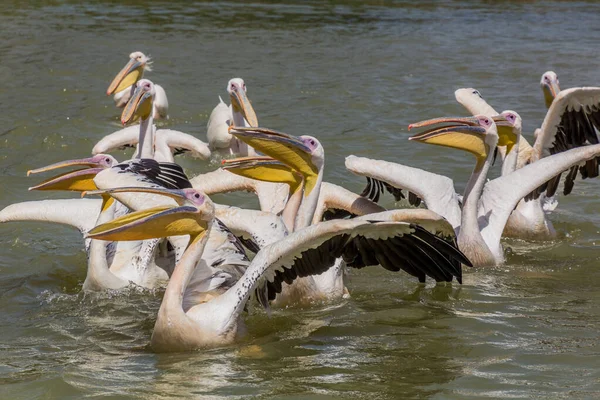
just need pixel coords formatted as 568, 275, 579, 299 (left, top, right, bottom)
530, 87, 600, 199
217, 219, 471, 316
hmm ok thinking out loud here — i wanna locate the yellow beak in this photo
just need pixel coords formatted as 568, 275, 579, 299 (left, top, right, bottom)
107, 58, 144, 95
230, 127, 319, 195
230, 87, 258, 127
27, 156, 111, 176
542, 80, 560, 109
492, 115, 519, 154
409, 116, 489, 159
29, 167, 103, 192
222, 156, 304, 194
121, 84, 153, 125
87, 205, 208, 244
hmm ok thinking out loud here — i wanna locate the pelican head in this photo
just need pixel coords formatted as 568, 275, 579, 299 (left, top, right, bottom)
540, 71, 560, 109
27, 154, 118, 193
408, 115, 498, 160
121, 79, 155, 125
85, 187, 214, 245
107, 51, 151, 96
230, 127, 324, 194
227, 78, 258, 127
492, 110, 522, 153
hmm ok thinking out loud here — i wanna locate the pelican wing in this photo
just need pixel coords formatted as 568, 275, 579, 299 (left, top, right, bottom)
481, 143, 600, 251
215, 205, 288, 248
216, 219, 468, 317
345, 155, 462, 229
92, 125, 140, 155
111, 159, 192, 190
0, 198, 102, 234
315, 181, 386, 223
191, 168, 255, 195
531, 87, 600, 198
155, 129, 211, 161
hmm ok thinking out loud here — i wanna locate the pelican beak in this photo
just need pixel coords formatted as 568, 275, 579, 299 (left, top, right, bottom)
107, 57, 144, 95
121, 85, 153, 125
230, 87, 258, 127
542, 79, 560, 109
222, 156, 303, 194
29, 167, 104, 192
86, 204, 208, 244
230, 127, 319, 194
492, 115, 518, 153
85, 186, 212, 245
408, 116, 488, 158
83, 186, 188, 206
27, 156, 109, 176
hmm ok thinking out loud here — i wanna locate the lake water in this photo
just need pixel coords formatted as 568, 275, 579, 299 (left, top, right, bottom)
1, 1, 599, 398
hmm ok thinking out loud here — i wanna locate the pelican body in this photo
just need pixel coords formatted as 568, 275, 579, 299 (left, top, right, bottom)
96, 79, 210, 162
207, 78, 259, 156
107, 51, 169, 120
88, 186, 469, 351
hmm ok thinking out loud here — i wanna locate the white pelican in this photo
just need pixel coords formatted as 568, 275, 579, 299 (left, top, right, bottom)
95, 79, 211, 162
87, 186, 470, 351
107, 51, 169, 120
227, 128, 468, 285
405, 114, 600, 266
455, 80, 600, 239
206, 78, 259, 156
0, 155, 176, 290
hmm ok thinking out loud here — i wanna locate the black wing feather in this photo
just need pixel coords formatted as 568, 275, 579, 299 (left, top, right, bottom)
262, 223, 470, 301
115, 158, 192, 189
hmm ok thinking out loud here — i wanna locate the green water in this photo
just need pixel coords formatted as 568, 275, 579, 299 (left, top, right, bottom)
1, 1, 599, 398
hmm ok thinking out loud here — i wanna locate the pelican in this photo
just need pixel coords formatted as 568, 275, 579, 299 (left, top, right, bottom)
107, 51, 169, 120
96, 79, 211, 162
227, 127, 468, 288
406, 114, 600, 266
87, 186, 470, 351
206, 78, 259, 156
455, 79, 600, 239
0, 155, 177, 290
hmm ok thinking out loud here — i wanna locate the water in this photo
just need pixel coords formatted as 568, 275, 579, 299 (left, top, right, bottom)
1, 1, 599, 398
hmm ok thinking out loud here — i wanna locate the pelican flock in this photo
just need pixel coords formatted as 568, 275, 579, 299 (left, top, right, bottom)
1, 53, 599, 353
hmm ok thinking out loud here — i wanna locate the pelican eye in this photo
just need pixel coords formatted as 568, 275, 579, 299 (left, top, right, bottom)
194, 193, 201, 199
105, 158, 111, 164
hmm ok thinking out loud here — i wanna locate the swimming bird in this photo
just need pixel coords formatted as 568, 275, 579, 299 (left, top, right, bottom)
407, 114, 600, 266
107, 51, 169, 120
227, 127, 469, 289
87, 186, 470, 351
206, 78, 259, 156
455, 82, 600, 239
96, 79, 211, 162
0, 155, 177, 290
